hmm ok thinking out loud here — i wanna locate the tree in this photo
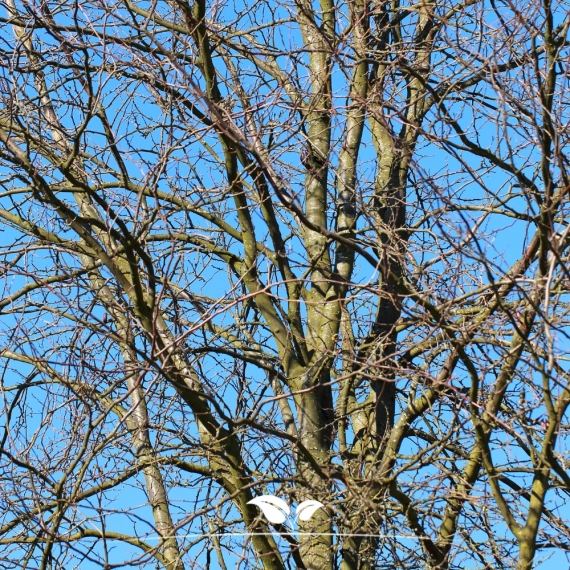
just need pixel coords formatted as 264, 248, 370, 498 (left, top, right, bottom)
0, 0, 569, 567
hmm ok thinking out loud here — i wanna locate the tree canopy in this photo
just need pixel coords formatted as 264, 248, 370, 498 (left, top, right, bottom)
1, 0, 570, 568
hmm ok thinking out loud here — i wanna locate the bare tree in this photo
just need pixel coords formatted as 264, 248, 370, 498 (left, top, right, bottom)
0, 0, 569, 568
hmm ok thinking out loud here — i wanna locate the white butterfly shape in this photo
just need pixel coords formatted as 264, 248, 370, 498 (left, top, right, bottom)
247, 495, 324, 525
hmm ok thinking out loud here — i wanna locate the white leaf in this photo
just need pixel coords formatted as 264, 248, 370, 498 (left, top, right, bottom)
247, 495, 290, 524
296, 500, 325, 521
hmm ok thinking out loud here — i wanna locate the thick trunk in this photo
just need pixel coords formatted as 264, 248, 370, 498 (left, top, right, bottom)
296, 386, 334, 570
